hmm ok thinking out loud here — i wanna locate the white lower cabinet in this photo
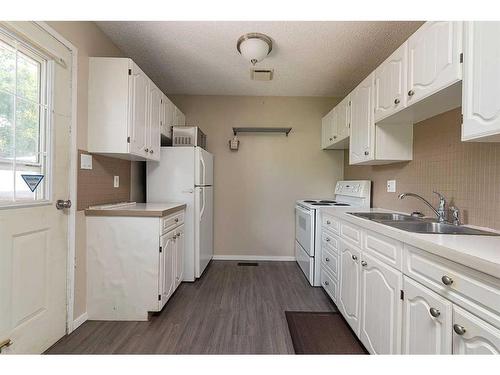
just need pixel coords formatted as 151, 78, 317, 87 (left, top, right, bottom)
159, 229, 176, 309
452, 305, 500, 354
338, 240, 361, 335
321, 216, 500, 355
359, 252, 402, 354
402, 276, 453, 354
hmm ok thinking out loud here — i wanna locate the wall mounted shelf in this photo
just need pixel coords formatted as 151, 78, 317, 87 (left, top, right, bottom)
232, 127, 292, 136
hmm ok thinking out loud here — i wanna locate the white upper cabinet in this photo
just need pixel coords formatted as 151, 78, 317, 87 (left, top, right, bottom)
462, 22, 500, 142
321, 108, 335, 149
402, 276, 453, 354
349, 73, 374, 164
359, 252, 403, 354
88, 57, 162, 161
374, 42, 408, 122
407, 21, 462, 105
452, 305, 500, 354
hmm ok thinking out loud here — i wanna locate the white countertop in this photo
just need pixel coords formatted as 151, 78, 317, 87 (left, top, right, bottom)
85, 202, 186, 217
321, 206, 500, 279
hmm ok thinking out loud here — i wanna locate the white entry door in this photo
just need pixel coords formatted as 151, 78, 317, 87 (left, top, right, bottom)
0, 22, 73, 354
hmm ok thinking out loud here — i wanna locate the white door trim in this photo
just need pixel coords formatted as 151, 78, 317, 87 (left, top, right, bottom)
33, 21, 79, 334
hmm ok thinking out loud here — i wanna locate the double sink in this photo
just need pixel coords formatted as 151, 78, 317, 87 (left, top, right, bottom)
348, 212, 499, 236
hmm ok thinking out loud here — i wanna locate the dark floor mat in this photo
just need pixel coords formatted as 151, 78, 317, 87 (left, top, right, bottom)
285, 311, 368, 354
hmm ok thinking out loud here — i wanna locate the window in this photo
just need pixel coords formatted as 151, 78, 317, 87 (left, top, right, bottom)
0, 31, 50, 206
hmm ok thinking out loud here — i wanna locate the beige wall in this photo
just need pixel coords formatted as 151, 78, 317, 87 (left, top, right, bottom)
47, 21, 125, 319
171, 95, 344, 258
345, 107, 500, 231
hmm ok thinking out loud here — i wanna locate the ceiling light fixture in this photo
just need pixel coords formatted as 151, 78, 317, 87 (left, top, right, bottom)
237, 33, 273, 66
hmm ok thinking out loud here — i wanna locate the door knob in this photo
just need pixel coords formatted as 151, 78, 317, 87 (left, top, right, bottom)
394, 98, 400, 105
429, 307, 441, 318
408, 90, 415, 97
441, 275, 454, 286
56, 199, 72, 210
453, 324, 466, 336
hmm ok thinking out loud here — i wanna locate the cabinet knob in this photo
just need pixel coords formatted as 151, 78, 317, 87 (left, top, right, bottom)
176, 232, 181, 237
408, 90, 415, 97
175, 218, 179, 223
453, 324, 466, 336
145, 148, 149, 152
429, 307, 441, 318
326, 237, 330, 242
351, 255, 358, 261
364, 151, 369, 156
150, 149, 154, 154
325, 257, 330, 262
324, 280, 329, 286
361, 260, 367, 267
333, 135, 337, 139
394, 98, 400, 105
326, 220, 331, 225
441, 275, 454, 286
329, 137, 333, 141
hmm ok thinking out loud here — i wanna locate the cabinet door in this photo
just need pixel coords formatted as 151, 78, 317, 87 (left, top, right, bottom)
462, 22, 500, 142
321, 108, 334, 149
374, 42, 407, 122
336, 95, 350, 140
174, 226, 185, 288
359, 252, 402, 354
402, 276, 452, 354
129, 63, 149, 157
159, 231, 175, 309
452, 305, 500, 354
349, 73, 374, 164
148, 83, 161, 160
338, 240, 361, 335
407, 21, 462, 105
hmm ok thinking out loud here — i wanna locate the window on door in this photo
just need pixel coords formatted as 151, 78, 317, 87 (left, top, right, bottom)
0, 31, 50, 206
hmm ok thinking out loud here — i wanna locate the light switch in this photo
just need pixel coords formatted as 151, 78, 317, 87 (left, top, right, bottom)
387, 180, 396, 193
80, 154, 92, 170
114, 176, 119, 188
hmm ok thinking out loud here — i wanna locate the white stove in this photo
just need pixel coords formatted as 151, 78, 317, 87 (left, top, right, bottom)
295, 180, 371, 286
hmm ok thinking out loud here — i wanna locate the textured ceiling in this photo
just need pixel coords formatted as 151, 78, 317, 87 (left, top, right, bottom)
96, 21, 423, 97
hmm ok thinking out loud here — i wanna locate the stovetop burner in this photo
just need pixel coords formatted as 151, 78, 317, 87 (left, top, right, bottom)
311, 203, 333, 206
303, 200, 317, 203
319, 200, 337, 204
333, 203, 350, 206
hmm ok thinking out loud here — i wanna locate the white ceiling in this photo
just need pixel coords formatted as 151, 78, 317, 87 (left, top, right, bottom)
96, 21, 423, 97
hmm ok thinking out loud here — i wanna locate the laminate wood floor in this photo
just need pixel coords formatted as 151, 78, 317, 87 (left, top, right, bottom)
46, 261, 335, 354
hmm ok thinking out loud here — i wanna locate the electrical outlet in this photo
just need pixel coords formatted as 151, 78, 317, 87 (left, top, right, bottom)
387, 180, 396, 193
113, 176, 119, 188
80, 154, 92, 170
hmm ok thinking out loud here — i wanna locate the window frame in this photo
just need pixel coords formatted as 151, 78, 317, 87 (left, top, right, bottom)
0, 28, 54, 208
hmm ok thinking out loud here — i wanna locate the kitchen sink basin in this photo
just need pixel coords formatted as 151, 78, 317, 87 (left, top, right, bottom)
348, 212, 500, 236
349, 212, 419, 222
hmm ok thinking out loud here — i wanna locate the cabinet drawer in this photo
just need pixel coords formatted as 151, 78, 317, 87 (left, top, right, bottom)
322, 214, 340, 235
340, 222, 362, 248
160, 210, 184, 235
321, 246, 339, 280
321, 230, 340, 254
404, 245, 500, 329
363, 229, 403, 270
321, 268, 338, 303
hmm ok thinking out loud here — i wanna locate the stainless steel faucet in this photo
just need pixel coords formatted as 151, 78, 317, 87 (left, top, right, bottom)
398, 191, 448, 223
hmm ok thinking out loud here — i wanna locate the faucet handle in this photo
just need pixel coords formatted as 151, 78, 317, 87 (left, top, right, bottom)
450, 206, 460, 226
433, 191, 446, 208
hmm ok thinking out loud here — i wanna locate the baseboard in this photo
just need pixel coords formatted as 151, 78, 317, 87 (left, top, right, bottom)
72, 312, 88, 331
212, 255, 296, 261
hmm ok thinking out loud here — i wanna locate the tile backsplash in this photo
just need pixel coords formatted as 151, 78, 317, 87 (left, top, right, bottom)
77, 150, 131, 210
344, 108, 500, 230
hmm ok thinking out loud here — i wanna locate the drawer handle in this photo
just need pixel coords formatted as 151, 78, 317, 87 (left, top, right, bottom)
324, 280, 329, 286
429, 307, 441, 318
326, 238, 330, 242
441, 275, 453, 286
325, 257, 330, 262
361, 260, 367, 267
175, 218, 179, 223
453, 324, 466, 336
326, 220, 331, 225
351, 255, 358, 261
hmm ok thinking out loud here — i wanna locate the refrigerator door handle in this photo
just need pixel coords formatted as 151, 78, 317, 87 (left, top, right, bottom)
199, 153, 206, 186
199, 188, 205, 221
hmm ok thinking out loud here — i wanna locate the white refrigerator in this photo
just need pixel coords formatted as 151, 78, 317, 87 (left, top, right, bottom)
147, 147, 213, 281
